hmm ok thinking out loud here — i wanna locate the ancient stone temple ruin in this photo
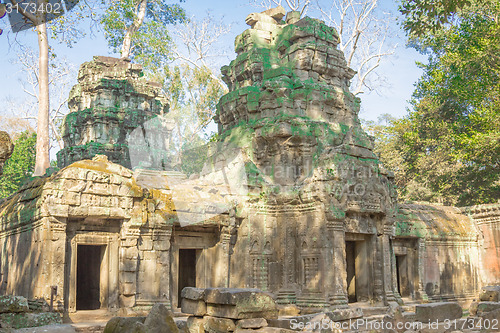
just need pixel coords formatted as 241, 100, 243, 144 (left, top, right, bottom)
56, 56, 170, 170
215, 7, 400, 308
0, 7, 499, 319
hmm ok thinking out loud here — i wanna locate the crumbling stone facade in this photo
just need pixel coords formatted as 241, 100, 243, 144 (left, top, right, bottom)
56, 56, 170, 170
215, 6, 401, 309
0, 7, 499, 317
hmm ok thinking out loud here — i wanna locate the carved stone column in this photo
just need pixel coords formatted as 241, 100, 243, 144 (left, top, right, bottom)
277, 215, 297, 304
382, 225, 397, 304
119, 227, 140, 310
390, 236, 403, 304
48, 218, 66, 312
153, 227, 172, 308
416, 238, 429, 301
328, 219, 348, 309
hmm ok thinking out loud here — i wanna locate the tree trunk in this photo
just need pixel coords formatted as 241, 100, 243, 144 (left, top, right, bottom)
33, 21, 50, 176
121, 0, 148, 59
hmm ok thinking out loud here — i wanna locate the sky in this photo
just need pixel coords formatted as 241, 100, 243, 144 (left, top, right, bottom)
0, 0, 427, 129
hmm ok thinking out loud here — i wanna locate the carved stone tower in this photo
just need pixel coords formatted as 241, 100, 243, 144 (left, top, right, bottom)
57, 56, 170, 169
215, 7, 401, 309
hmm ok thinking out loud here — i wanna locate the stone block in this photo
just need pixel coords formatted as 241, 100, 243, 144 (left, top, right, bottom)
204, 288, 278, 319
0, 295, 29, 313
187, 316, 205, 333
204, 288, 274, 306
103, 316, 146, 333
143, 303, 178, 333
254, 328, 295, 333
476, 302, 500, 316
469, 301, 479, 316
237, 318, 268, 329
119, 295, 136, 308
479, 286, 500, 302
181, 298, 207, 316
327, 308, 363, 321
203, 316, 236, 333
415, 302, 463, 322
278, 304, 300, 316
182, 287, 206, 301
479, 308, 500, 322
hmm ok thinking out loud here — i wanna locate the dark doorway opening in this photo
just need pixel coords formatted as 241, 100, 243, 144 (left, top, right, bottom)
346, 241, 356, 303
76, 245, 104, 310
178, 249, 197, 307
396, 255, 409, 297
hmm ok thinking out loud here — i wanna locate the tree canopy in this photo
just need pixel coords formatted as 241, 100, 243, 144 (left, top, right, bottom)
0, 131, 36, 199
101, 0, 186, 65
371, 0, 500, 205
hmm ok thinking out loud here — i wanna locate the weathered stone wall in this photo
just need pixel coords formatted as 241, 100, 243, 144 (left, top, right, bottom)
0, 131, 14, 175
0, 156, 183, 313
57, 56, 170, 169
396, 203, 482, 302
464, 204, 500, 286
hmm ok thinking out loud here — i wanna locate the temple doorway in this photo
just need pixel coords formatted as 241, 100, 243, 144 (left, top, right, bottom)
396, 254, 410, 297
76, 245, 105, 310
346, 241, 357, 302
345, 236, 371, 303
177, 249, 197, 307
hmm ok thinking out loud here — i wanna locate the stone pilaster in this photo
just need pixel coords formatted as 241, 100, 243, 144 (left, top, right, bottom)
328, 219, 348, 309
154, 227, 172, 308
416, 238, 429, 301
47, 218, 66, 312
119, 228, 140, 309
277, 215, 297, 304
390, 236, 403, 304
382, 225, 397, 304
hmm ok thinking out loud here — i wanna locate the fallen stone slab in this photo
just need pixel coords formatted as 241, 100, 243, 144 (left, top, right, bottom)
476, 302, 500, 316
326, 308, 363, 321
415, 302, 463, 322
0, 312, 62, 329
203, 316, 236, 333
479, 286, 500, 302
0, 296, 29, 314
236, 328, 295, 333
479, 308, 500, 322
182, 288, 206, 301
204, 288, 278, 319
181, 288, 207, 316
181, 298, 207, 317
237, 318, 268, 329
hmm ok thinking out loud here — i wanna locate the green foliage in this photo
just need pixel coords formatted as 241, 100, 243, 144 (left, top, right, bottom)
0, 132, 36, 199
399, 0, 473, 36
101, 0, 186, 65
378, 1, 500, 206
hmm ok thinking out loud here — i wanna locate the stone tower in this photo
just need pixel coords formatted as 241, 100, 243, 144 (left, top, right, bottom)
57, 56, 170, 169
214, 7, 401, 309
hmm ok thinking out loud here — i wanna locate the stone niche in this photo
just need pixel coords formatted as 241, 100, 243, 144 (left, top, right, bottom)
57, 56, 171, 170
213, 6, 402, 310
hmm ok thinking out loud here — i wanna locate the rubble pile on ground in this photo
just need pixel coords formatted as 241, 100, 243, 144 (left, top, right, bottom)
0, 295, 61, 331
181, 287, 290, 333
